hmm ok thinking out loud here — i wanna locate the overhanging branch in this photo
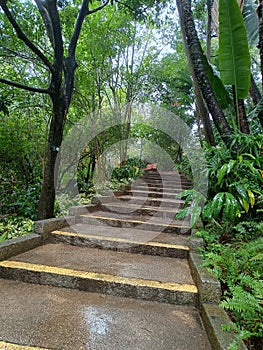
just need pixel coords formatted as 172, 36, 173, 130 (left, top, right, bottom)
0, 78, 50, 94
0, 0, 54, 72
68, 0, 109, 58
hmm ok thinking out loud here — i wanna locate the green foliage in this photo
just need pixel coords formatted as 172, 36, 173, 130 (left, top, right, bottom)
199, 232, 263, 346
175, 189, 205, 228
54, 193, 91, 217
111, 157, 147, 183
242, 0, 258, 47
0, 216, 34, 242
0, 180, 41, 220
202, 51, 232, 110
194, 136, 263, 224
219, 0, 251, 98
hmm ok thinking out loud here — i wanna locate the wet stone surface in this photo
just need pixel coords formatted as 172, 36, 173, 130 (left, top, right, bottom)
8, 243, 195, 286
0, 279, 211, 350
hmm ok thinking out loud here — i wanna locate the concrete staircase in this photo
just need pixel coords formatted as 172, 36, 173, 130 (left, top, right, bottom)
0, 171, 218, 349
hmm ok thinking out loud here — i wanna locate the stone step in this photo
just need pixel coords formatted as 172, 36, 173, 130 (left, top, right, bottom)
0, 278, 211, 350
0, 243, 197, 305
79, 211, 190, 235
126, 185, 187, 193
141, 172, 190, 178
92, 195, 186, 209
49, 224, 190, 258
121, 189, 181, 200
99, 202, 179, 218
136, 177, 192, 187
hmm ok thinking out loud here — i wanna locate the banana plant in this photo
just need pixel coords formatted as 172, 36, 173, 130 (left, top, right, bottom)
218, 0, 251, 99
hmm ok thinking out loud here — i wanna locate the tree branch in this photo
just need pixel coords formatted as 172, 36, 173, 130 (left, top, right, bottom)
68, 0, 109, 58
35, 0, 55, 49
45, 0, 64, 66
0, 78, 50, 94
0, 0, 54, 72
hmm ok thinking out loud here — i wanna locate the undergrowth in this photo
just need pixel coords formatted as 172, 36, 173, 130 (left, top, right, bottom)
197, 224, 263, 350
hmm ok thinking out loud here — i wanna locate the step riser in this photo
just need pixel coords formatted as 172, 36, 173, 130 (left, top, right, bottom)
140, 180, 191, 186
99, 205, 177, 218
80, 216, 190, 235
127, 186, 187, 192
121, 191, 179, 200
49, 233, 189, 259
93, 197, 185, 208
0, 266, 197, 306
118, 198, 185, 208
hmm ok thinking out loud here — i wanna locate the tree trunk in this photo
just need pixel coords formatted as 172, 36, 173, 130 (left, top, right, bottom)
250, 73, 263, 129
232, 85, 250, 134
257, 1, 263, 92
238, 99, 250, 134
176, 0, 233, 147
177, 0, 215, 146
37, 94, 67, 219
195, 82, 215, 146
250, 73, 261, 105
206, 0, 213, 59
37, 58, 76, 219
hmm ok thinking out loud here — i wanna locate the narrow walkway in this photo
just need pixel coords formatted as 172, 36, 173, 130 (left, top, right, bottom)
0, 171, 212, 350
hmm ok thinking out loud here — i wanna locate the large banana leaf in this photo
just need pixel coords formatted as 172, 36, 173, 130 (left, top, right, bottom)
219, 0, 250, 98
202, 52, 232, 109
243, 0, 258, 46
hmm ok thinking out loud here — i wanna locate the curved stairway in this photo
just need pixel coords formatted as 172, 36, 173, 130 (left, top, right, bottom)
0, 171, 212, 350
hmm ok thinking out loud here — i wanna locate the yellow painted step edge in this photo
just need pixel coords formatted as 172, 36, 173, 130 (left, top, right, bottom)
52, 230, 190, 251
0, 260, 197, 294
0, 341, 49, 350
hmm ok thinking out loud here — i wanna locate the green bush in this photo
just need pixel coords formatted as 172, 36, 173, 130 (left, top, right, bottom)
0, 179, 41, 220
0, 216, 34, 242
111, 157, 147, 183
176, 136, 263, 349
198, 230, 263, 348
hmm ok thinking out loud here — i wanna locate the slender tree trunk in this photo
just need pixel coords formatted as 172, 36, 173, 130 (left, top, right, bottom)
238, 99, 250, 134
232, 85, 250, 134
250, 72, 263, 129
176, 0, 233, 147
206, 0, 213, 59
250, 73, 261, 105
37, 59, 77, 219
37, 96, 67, 219
195, 82, 215, 145
177, 0, 215, 146
257, 1, 263, 92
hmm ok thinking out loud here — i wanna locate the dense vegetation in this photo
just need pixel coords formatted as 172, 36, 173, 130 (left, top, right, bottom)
0, 1, 262, 348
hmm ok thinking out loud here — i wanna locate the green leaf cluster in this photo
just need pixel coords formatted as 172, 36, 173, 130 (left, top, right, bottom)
200, 236, 263, 346
0, 216, 34, 242
219, 0, 250, 99
111, 157, 147, 183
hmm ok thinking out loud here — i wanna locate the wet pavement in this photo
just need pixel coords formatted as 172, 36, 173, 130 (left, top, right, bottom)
0, 279, 211, 350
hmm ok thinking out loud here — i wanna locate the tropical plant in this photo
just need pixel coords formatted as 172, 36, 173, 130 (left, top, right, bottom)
111, 157, 147, 183
199, 234, 263, 349
0, 216, 34, 242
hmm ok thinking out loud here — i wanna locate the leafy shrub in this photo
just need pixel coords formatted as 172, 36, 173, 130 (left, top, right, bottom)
54, 193, 91, 217
197, 227, 263, 349
0, 179, 41, 220
176, 137, 263, 349
111, 157, 147, 183
0, 216, 34, 242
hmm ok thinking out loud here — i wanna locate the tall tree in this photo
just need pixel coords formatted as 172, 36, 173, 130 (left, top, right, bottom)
176, 0, 234, 146
0, 0, 167, 219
